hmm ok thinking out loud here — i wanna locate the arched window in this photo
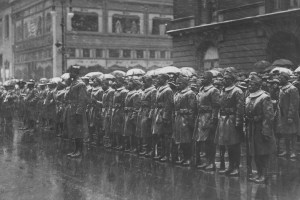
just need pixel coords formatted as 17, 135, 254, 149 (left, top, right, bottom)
203, 46, 219, 70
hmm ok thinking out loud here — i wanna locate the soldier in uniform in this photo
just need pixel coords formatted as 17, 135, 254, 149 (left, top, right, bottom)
44, 81, 57, 130
245, 73, 276, 183
65, 65, 89, 158
136, 74, 157, 156
277, 72, 300, 159
110, 71, 128, 150
24, 80, 39, 130
152, 73, 174, 162
37, 79, 48, 127
193, 71, 220, 171
215, 70, 244, 176
173, 74, 197, 166
54, 81, 67, 137
88, 76, 104, 145
102, 74, 115, 148
16, 80, 27, 124
2, 81, 17, 125
123, 77, 142, 153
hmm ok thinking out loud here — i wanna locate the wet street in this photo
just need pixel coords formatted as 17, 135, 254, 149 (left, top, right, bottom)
0, 121, 299, 200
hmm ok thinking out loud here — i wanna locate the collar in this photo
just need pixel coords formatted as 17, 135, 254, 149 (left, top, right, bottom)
249, 90, 264, 98
144, 86, 155, 93
224, 85, 235, 92
201, 84, 213, 92
158, 84, 169, 92
116, 86, 125, 91
180, 87, 190, 94
281, 83, 292, 90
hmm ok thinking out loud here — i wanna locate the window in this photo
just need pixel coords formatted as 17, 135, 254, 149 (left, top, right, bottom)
203, 46, 219, 70
5, 15, 9, 38
160, 51, 166, 59
112, 15, 140, 34
152, 18, 171, 35
136, 50, 144, 59
290, 0, 300, 7
96, 49, 103, 58
72, 12, 98, 32
109, 49, 120, 58
123, 49, 131, 58
83, 49, 90, 58
68, 48, 76, 57
149, 50, 156, 59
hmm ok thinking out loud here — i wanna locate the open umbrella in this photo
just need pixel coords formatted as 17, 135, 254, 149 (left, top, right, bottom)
209, 69, 222, 77
85, 72, 103, 78
271, 67, 293, 75
51, 77, 62, 84
61, 73, 70, 80
253, 60, 272, 72
181, 67, 196, 75
146, 69, 160, 77
272, 59, 294, 68
111, 70, 126, 78
126, 68, 145, 76
180, 68, 194, 77
295, 66, 300, 73
101, 74, 115, 80
158, 66, 181, 74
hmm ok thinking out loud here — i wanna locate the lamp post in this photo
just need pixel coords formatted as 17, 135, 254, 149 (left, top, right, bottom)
52, 0, 74, 73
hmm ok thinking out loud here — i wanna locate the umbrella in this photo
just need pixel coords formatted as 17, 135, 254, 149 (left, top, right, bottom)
85, 72, 103, 78
209, 69, 222, 77
126, 68, 145, 76
101, 74, 115, 80
254, 60, 272, 72
180, 68, 194, 77
146, 69, 160, 77
51, 77, 62, 83
181, 67, 197, 75
270, 67, 293, 75
272, 59, 294, 68
158, 66, 181, 74
61, 73, 70, 80
111, 70, 126, 78
295, 66, 300, 73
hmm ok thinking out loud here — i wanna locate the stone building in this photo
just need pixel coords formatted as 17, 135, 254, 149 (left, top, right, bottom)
168, 0, 300, 72
1, 0, 173, 80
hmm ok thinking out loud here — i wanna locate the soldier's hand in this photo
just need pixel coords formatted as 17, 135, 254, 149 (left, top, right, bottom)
288, 118, 293, 124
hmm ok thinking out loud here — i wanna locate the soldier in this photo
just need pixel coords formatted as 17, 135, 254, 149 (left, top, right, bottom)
44, 81, 57, 130
65, 65, 89, 158
37, 78, 48, 127
54, 81, 67, 137
152, 73, 174, 162
24, 79, 39, 130
245, 73, 276, 183
193, 71, 220, 171
123, 77, 142, 153
173, 74, 197, 166
102, 74, 115, 148
2, 81, 17, 125
88, 76, 104, 145
277, 72, 300, 159
16, 80, 27, 124
136, 74, 157, 156
110, 71, 127, 150
215, 70, 244, 176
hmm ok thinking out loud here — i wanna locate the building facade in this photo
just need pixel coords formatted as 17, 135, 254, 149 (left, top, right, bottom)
169, 0, 300, 72
2, 0, 173, 80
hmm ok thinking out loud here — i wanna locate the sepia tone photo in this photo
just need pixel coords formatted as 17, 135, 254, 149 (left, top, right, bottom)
0, 0, 299, 199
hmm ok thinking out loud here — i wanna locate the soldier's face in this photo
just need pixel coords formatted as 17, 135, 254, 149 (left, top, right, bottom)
223, 77, 232, 87
248, 81, 260, 93
279, 75, 288, 85
102, 80, 109, 91
156, 75, 165, 87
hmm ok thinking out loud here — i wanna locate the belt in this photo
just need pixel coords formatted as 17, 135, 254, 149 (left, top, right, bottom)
198, 106, 212, 113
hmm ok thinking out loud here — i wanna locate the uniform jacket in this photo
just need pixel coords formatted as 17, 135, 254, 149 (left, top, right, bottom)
215, 85, 244, 145
102, 87, 115, 137
2, 90, 17, 117
152, 84, 174, 136
136, 86, 157, 138
123, 89, 142, 137
110, 87, 128, 134
193, 84, 220, 142
276, 83, 300, 135
44, 88, 57, 120
88, 86, 103, 127
65, 78, 89, 139
173, 87, 197, 144
24, 88, 39, 120
245, 90, 276, 156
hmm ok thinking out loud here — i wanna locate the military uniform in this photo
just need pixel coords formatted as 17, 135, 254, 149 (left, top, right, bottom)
44, 85, 57, 129
173, 87, 197, 164
152, 84, 174, 161
2, 88, 17, 124
245, 89, 276, 182
193, 84, 220, 168
111, 86, 128, 148
24, 84, 39, 129
102, 87, 115, 147
215, 85, 244, 174
65, 78, 89, 139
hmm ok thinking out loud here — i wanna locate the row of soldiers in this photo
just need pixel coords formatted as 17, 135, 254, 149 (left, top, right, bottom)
1, 65, 299, 185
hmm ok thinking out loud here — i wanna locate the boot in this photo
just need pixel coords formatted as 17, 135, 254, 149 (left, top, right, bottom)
72, 139, 83, 158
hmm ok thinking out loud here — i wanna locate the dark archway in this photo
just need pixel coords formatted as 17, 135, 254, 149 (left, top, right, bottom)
266, 32, 300, 69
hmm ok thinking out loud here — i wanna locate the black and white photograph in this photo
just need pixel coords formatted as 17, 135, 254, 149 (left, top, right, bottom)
0, 0, 300, 199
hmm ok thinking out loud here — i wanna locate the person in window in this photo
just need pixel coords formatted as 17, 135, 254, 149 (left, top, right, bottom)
115, 20, 123, 33
131, 20, 138, 34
